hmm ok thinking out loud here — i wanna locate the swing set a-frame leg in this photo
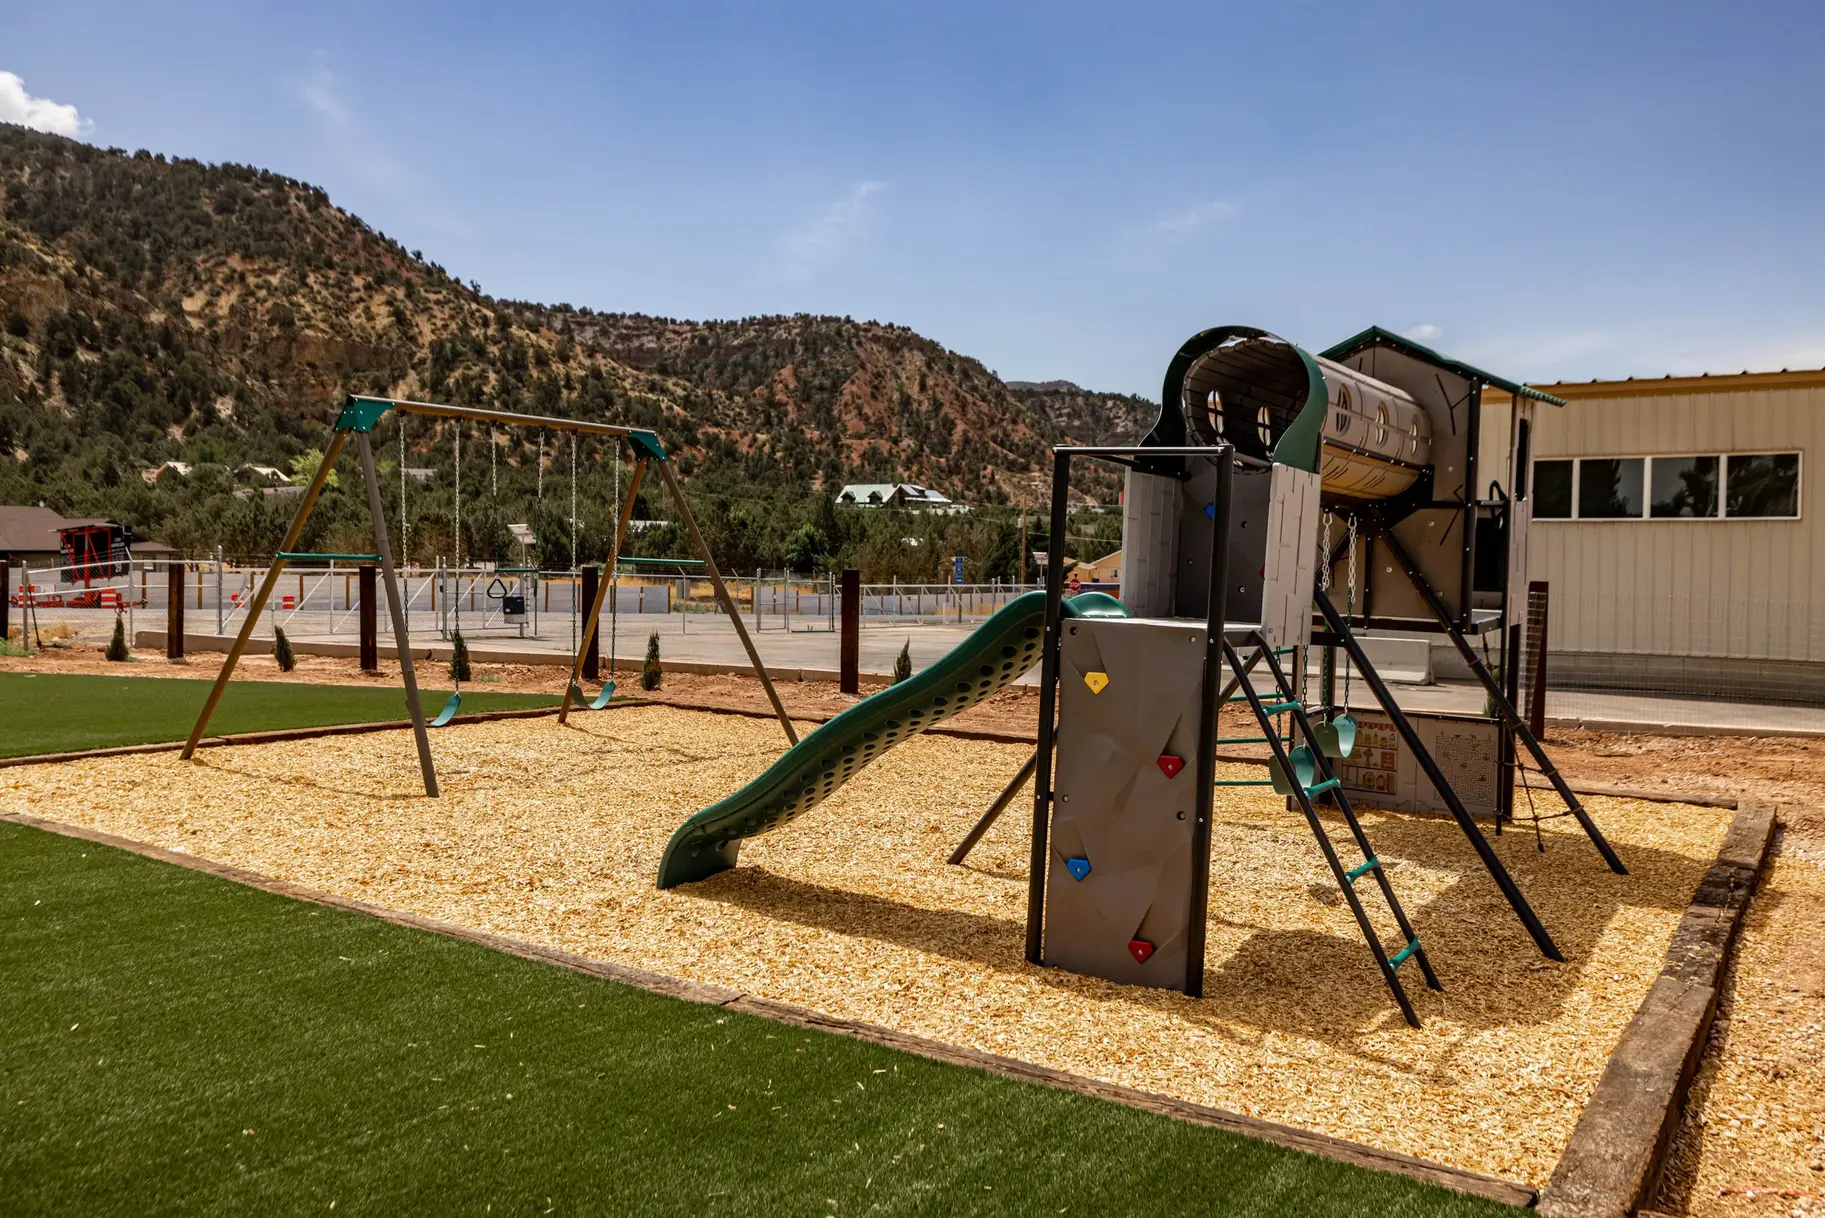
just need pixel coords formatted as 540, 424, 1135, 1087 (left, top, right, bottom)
653, 459, 798, 747
357, 431, 437, 797
181, 433, 348, 760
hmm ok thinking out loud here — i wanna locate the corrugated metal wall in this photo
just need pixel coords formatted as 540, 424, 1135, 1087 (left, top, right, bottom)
1525, 383, 1823, 661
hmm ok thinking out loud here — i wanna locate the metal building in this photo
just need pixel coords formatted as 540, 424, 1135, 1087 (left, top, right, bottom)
1488, 368, 1822, 703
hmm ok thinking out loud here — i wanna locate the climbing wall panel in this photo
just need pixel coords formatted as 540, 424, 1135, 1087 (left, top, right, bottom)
1045, 616, 1209, 992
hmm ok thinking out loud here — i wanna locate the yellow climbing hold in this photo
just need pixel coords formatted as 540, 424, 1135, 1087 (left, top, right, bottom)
1083, 671, 1109, 694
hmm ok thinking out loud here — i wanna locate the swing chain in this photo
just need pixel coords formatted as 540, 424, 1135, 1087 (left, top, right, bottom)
1319, 511, 1333, 592
1343, 513, 1359, 707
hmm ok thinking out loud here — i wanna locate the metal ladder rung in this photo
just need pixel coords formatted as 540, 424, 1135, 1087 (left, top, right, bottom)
1260, 700, 1301, 715
1344, 857, 1380, 884
1215, 779, 1275, 787
1387, 939, 1421, 971
1305, 777, 1341, 796
1215, 735, 1280, 744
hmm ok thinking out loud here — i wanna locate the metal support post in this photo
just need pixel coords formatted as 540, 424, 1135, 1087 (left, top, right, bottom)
1374, 524, 1626, 874
167, 562, 185, 659
839, 568, 860, 694
1024, 449, 1073, 965
1183, 448, 1233, 998
949, 752, 1038, 865
358, 564, 378, 672
1314, 587, 1564, 960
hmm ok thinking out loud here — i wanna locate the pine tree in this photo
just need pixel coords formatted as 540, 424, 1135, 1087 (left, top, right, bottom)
641, 631, 663, 691
450, 629, 472, 684
105, 614, 130, 662
892, 639, 913, 684
272, 626, 296, 672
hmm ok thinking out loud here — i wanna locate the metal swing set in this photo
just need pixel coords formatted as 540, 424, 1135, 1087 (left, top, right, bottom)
179, 394, 797, 797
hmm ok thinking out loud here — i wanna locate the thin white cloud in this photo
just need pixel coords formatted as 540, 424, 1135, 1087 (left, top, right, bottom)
297, 66, 415, 198
0, 71, 91, 137
1405, 323, 1443, 341
1148, 199, 1240, 236
782, 180, 884, 277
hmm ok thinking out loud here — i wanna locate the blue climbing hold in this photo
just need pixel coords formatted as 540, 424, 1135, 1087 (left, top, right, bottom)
1064, 856, 1092, 882
1204, 503, 1216, 520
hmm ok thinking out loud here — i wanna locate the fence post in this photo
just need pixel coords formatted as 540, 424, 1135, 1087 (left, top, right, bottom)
840, 568, 860, 694
167, 562, 185, 659
0, 561, 9, 645
215, 547, 224, 634
359, 564, 378, 672
1526, 580, 1550, 738
581, 563, 600, 680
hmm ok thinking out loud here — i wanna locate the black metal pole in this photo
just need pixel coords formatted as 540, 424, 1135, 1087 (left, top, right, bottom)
358, 564, 378, 672
949, 752, 1037, 866
839, 568, 860, 694
1184, 447, 1232, 998
1024, 449, 1073, 966
1315, 587, 1564, 961
166, 562, 185, 660
580, 564, 600, 681
1373, 524, 1626, 876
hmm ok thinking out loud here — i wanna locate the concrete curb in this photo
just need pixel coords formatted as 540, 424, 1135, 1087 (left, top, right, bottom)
0, 810, 1535, 1208
1535, 802, 1778, 1218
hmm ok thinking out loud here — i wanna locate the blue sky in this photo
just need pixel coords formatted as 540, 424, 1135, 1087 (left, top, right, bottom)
7, 1, 1824, 396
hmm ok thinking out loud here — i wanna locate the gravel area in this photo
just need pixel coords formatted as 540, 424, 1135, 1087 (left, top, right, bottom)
0, 705, 1733, 1187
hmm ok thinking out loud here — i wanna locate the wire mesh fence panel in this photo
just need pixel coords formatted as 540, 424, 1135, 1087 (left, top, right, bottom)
1516, 594, 1825, 730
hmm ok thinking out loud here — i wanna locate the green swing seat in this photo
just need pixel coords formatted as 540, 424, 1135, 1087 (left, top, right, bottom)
429, 691, 463, 728
1313, 713, 1358, 759
569, 681, 616, 711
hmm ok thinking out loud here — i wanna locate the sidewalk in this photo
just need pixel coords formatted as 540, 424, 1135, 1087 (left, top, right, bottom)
139, 613, 1825, 738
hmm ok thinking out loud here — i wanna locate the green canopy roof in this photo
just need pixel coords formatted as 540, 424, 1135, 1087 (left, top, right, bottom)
1320, 326, 1567, 407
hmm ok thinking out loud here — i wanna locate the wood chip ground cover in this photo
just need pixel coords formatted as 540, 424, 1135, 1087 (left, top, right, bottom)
0, 706, 1733, 1187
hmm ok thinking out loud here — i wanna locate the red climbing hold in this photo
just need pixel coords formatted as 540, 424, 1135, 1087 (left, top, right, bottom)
1156, 754, 1184, 778
1127, 938, 1155, 964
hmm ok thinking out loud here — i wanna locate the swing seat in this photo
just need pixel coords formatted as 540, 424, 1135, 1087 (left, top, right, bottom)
569, 681, 616, 711
1268, 745, 1317, 796
430, 692, 463, 728
1314, 713, 1358, 759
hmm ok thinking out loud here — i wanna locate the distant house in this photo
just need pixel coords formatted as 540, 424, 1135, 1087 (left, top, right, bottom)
140, 460, 192, 484
834, 483, 958, 511
1072, 549, 1122, 585
236, 464, 292, 484
401, 467, 435, 483
0, 505, 175, 567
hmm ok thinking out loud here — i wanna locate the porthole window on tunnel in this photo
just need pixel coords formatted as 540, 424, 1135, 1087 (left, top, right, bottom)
1205, 389, 1225, 436
1256, 404, 1274, 449
1375, 402, 1390, 448
1407, 418, 1421, 458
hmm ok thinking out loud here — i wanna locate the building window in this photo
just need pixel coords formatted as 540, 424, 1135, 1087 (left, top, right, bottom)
1579, 458, 1644, 518
1725, 453, 1800, 518
1534, 459, 1573, 518
1533, 452, 1800, 520
1650, 456, 1718, 518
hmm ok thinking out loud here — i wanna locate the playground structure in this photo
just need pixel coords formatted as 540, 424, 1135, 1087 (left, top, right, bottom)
656, 323, 1631, 1026
179, 394, 798, 794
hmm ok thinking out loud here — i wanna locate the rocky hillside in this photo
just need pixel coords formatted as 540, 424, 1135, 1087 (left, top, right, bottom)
0, 124, 1138, 561
1007, 381, 1156, 450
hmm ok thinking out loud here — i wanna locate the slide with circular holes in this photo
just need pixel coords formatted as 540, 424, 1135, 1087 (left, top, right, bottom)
655, 589, 1129, 888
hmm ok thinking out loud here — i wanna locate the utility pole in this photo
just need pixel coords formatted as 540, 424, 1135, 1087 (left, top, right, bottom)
1019, 511, 1027, 587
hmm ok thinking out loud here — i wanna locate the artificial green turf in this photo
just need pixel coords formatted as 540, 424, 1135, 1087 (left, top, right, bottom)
0, 672, 556, 758
0, 825, 1520, 1217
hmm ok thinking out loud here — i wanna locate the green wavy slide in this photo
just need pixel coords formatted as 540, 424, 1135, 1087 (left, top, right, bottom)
656, 589, 1128, 888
